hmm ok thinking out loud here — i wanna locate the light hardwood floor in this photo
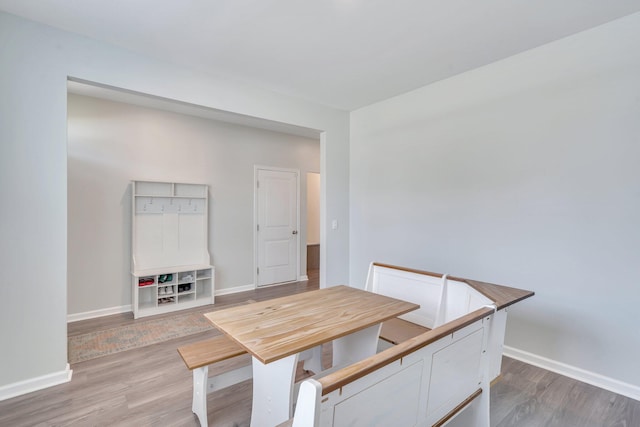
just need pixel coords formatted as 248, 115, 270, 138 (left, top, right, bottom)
2, 270, 638, 427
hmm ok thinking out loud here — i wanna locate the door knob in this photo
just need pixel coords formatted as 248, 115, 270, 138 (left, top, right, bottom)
292, 230, 298, 235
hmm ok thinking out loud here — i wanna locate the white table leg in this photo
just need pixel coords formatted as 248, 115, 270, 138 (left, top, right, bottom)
299, 345, 323, 374
192, 366, 208, 427
250, 353, 299, 427
332, 324, 382, 366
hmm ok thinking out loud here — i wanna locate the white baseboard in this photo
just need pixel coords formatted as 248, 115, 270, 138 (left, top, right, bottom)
67, 277, 309, 322
503, 345, 640, 402
0, 364, 72, 401
215, 284, 255, 296
67, 305, 132, 323
67, 283, 260, 321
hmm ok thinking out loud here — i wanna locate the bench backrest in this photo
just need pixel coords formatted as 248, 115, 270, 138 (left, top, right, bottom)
439, 276, 493, 326
365, 262, 493, 328
365, 263, 445, 329
291, 307, 495, 427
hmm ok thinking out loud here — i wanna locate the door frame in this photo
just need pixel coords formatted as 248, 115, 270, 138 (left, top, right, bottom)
253, 165, 301, 288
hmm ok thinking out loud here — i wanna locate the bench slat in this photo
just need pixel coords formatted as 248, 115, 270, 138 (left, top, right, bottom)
178, 335, 247, 370
379, 318, 430, 345
433, 388, 482, 427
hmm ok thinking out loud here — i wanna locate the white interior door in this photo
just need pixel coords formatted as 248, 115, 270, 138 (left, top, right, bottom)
256, 167, 299, 287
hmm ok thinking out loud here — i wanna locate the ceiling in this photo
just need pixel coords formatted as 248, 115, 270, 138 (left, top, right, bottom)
2, 1, 640, 110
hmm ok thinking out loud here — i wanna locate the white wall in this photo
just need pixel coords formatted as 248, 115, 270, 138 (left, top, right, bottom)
0, 11, 349, 395
307, 172, 321, 245
350, 13, 640, 394
67, 94, 320, 316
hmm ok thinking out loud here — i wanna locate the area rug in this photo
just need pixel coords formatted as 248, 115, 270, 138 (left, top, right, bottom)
68, 301, 255, 364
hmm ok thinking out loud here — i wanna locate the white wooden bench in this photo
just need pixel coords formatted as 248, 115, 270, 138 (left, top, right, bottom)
178, 335, 252, 427
366, 262, 494, 341
287, 306, 496, 426
178, 335, 323, 426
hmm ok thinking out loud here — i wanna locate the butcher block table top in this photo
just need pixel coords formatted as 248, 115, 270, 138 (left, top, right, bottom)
204, 285, 419, 364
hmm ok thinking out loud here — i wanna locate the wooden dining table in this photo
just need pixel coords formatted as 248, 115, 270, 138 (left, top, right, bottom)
204, 285, 419, 427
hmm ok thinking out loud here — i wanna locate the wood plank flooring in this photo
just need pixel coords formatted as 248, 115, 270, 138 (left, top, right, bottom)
2, 270, 638, 426
491, 357, 640, 427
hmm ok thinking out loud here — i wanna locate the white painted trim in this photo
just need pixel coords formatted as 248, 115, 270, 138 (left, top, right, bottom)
318, 132, 327, 289
295, 169, 301, 282
253, 166, 259, 290
299, 275, 309, 281
0, 364, 72, 401
503, 346, 640, 402
215, 284, 255, 296
67, 305, 132, 323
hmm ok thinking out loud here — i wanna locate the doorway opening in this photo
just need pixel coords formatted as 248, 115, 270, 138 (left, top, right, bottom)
306, 172, 320, 283
67, 79, 323, 323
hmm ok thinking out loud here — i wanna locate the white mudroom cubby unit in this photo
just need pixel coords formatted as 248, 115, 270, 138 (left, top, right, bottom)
131, 180, 215, 318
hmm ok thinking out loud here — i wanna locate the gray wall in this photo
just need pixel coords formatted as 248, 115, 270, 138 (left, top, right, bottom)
350, 13, 640, 392
67, 93, 320, 316
0, 11, 349, 393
